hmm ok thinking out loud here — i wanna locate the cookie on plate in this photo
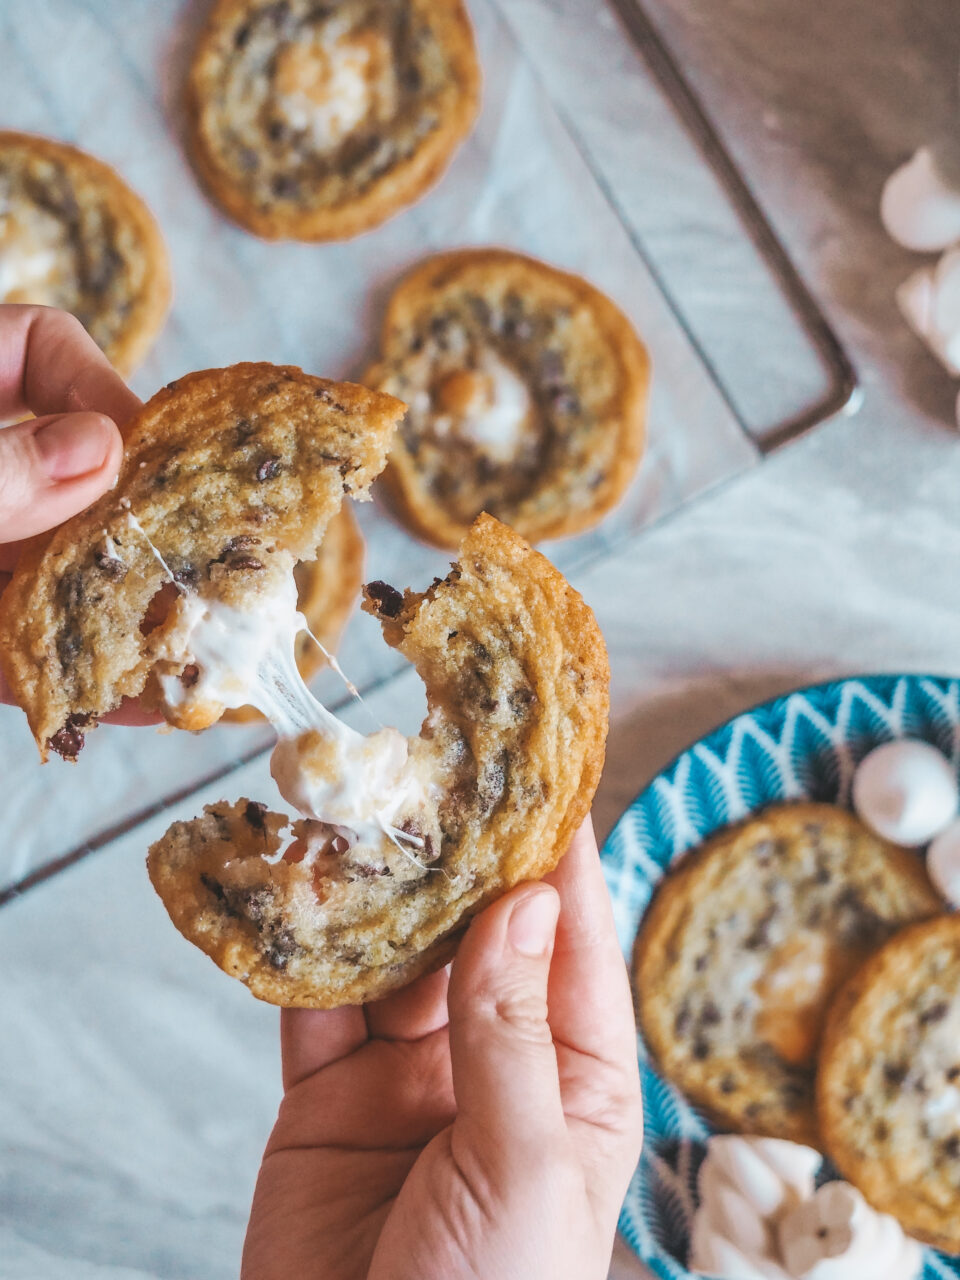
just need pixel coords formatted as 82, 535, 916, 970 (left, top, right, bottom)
365, 249, 650, 547
222, 503, 364, 724
187, 0, 480, 241
818, 914, 960, 1252
147, 514, 609, 1007
634, 803, 940, 1144
0, 131, 170, 376
0, 362, 404, 759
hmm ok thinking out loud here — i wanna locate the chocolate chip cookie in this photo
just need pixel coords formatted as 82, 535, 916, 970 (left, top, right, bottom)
365, 249, 650, 547
818, 914, 960, 1252
147, 514, 609, 1007
634, 804, 940, 1144
188, 0, 480, 240
0, 362, 403, 759
0, 131, 170, 375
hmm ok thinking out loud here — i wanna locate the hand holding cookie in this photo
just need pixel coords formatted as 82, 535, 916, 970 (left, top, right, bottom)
0, 303, 154, 724
241, 819, 643, 1280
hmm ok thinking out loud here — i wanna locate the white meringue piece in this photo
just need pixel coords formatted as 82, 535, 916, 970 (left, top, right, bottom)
881, 146, 960, 251
690, 1216, 791, 1280
703, 1136, 819, 1219
851, 739, 958, 846
776, 1182, 923, 1280
927, 817, 960, 906
700, 1178, 772, 1259
896, 255, 960, 375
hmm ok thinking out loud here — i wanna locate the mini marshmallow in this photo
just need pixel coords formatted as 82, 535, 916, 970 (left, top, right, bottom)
882, 146, 960, 251
851, 739, 958, 846
927, 817, 960, 906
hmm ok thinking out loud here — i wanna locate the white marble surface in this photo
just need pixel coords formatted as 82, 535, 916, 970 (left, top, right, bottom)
5, 0, 960, 1278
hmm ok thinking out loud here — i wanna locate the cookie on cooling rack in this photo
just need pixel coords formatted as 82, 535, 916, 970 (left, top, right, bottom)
818, 914, 960, 1253
365, 248, 650, 547
0, 362, 403, 759
223, 503, 364, 724
634, 803, 940, 1145
187, 0, 480, 240
147, 514, 609, 1008
0, 132, 170, 376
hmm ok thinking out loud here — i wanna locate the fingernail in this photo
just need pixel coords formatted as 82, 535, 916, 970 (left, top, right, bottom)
507, 888, 559, 958
35, 414, 113, 481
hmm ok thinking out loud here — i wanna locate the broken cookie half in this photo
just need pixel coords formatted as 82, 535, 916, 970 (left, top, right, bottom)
147, 515, 609, 1007
0, 362, 402, 759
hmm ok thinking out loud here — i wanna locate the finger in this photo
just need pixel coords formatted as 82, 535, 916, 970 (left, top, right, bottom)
0, 305, 140, 428
543, 818, 643, 1177
281, 1006, 367, 1090
0, 410, 123, 542
447, 882, 566, 1164
365, 963, 450, 1041
101, 696, 164, 726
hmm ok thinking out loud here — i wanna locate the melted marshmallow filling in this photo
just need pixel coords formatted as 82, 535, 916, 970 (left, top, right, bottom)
155, 572, 428, 852
0, 202, 69, 304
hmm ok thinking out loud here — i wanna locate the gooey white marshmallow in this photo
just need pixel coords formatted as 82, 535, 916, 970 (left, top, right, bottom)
881, 146, 960, 252
454, 352, 533, 461
851, 740, 958, 846
157, 572, 427, 849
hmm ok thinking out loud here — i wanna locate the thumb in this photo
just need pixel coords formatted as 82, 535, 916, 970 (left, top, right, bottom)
447, 883, 565, 1176
0, 410, 123, 542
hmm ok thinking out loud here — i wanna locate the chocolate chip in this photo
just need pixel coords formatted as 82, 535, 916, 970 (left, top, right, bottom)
234, 20, 252, 47
93, 552, 127, 581
365, 580, 404, 617
694, 953, 708, 972
752, 839, 775, 865
235, 418, 257, 446
692, 1038, 710, 1061
744, 1102, 762, 1119
700, 1000, 721, 1027
271, 173, 299, 200
226, 555, 265, 572
948, 1067, 960, 1083
467, 295, 492, 328
549, 388, 580, 416
942, 1135, 960, 1159
744, 906, 776, 950
224, 535, 261, 553
402, 64, 422, 92
447, 630, 459, 640
244, 508, 273, 525
56, 571, 85, 611
538, 349, 565, 384
674, 1005, 691, 1036
181, 665, 200, 688
875, 1121, 890, 1141
47, 713, 92, 761
508, 688, 536, 720
478, 755, 508, 815
884, 1062, 908, 1088
352, 863, 390, 879
256, 456, 282, 482
266, 120, 287, 143
265, 928, 300, 969
720, 1075, 737, 1095
200, 873, 227, 904
244, 801, 267, 831
173, 566, 199, 588
814, 864, 831, 884
921, 1001, 950, 1026
56, 628, 82, 670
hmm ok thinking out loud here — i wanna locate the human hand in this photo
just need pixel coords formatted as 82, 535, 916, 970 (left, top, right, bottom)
242, 817, 643, 1280
0, 304, 154, 723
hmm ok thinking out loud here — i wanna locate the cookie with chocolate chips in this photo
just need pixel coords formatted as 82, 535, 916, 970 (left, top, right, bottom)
818, 914, 960, 1252
0, 132, 170, 376
222, 502, 365, 724
147, 514, 609, 1008
365, 249, 650, 547
0, 362, 404, 759
634, 804, 940, 1144
187, 0, 480, 240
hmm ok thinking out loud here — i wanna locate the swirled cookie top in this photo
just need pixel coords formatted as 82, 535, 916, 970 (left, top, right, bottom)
0, 133, 169, 374
368, 250, 650, 546
189, 0, 479, 238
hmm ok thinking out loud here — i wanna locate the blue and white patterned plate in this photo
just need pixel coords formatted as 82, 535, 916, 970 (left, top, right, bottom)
599, 674, 960, 1280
